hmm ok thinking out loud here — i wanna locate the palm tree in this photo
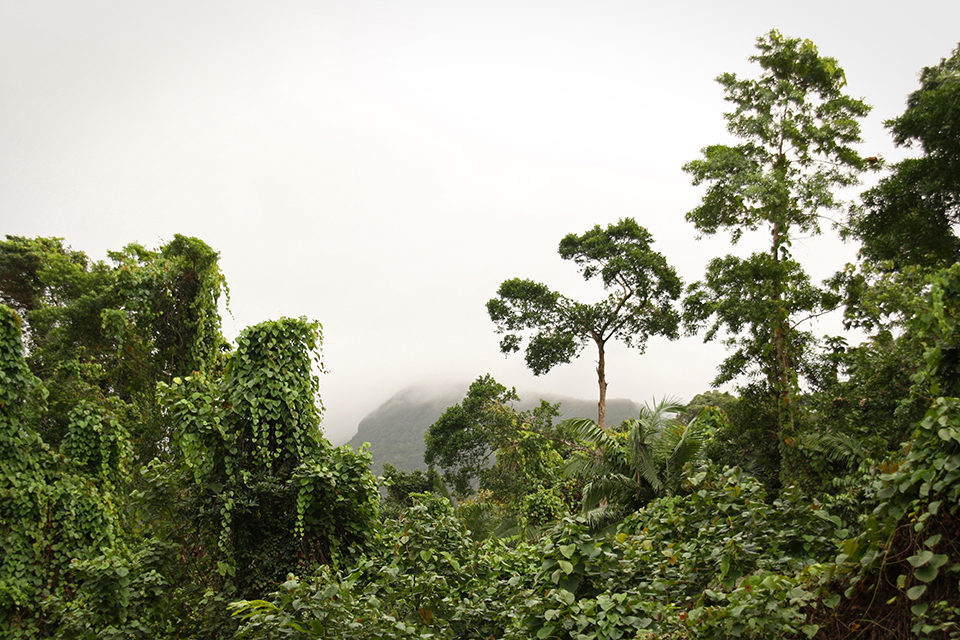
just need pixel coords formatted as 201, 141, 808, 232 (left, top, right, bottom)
563, 396, 709, 529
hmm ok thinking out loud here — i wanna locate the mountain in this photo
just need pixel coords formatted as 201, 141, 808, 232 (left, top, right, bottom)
345, 383, 642, 476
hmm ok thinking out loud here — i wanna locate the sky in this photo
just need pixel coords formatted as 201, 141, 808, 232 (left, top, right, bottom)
2, 0, 958, 445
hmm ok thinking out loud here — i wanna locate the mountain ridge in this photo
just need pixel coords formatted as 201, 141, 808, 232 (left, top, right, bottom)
345, 383, 644, 475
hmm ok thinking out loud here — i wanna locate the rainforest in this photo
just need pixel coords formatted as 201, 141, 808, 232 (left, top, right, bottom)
2, 31, 960, 639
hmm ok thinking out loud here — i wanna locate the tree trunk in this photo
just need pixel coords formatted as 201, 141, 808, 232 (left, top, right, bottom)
771, 217, 798, 485
596, 337, 607, 430
770, 219, 793, 426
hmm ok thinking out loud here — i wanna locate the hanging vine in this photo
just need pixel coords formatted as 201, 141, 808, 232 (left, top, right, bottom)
160, 316, 378, 597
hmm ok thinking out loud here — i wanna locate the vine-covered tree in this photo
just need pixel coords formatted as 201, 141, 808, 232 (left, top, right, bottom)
0, 236, 383, 637
0, 304, 128, 637
681, 30, 872, 479
487, 218, 681, 430
0, 234, 229, 463
159, 317, 380, 599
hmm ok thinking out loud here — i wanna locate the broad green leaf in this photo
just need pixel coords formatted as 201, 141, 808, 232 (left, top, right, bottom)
908, 550, 934, 567
906, 585, 927, 600
915, 565, 938, 583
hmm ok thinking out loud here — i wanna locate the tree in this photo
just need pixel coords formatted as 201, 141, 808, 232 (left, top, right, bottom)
379, 462, 448, 520
423, 374, 562, 501
0, 303, 128, 637
0, 234, 229, 463
487, 218, 681, 430
158, 317, 379, 598
681, 389, 738, 425
0, 235, 242, 637
424, 375, 520, 496
682, 31, 872, 479
848, 43, 960, 269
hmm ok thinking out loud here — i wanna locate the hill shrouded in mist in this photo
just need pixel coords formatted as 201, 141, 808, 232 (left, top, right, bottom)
347, 383, 645, 476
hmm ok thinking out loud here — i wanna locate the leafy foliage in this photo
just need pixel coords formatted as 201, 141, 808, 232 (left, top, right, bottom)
232, 494, 506, 640
488, 218, 681, 429
233, 468, 850, 640
849, 42, 960, 269
564, 397, 711, 529
810, 264, 960, 638
8, 31, 960, 640
682, 30, 872, 484
0, 305, 125, 638
159, 317, 379, 598
380, 462, 449, 520
424, 375, 519, 496
0, 234, 229, 464
424, 375, 564, 504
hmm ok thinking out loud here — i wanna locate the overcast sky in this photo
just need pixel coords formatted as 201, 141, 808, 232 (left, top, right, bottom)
2, 0, 958, 444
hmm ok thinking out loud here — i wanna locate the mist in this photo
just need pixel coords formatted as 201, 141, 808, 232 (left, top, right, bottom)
2, 1, 957, 444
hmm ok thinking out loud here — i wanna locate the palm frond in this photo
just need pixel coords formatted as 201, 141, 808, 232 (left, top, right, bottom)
581, 473, 633, 511
563, 450, 611, 480
457, 501, 497, 541
666, 414, 709, 471
800, 431, 872, 463
493, 513, 521, 540
563, 417, 617, 448
566, 397, 709, 524
637, 396, 687, 431
581, 502, 627, 532
627, 423, 661, 491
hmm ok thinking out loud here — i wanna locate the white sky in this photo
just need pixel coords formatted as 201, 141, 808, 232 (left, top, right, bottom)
2, 0, 958, 444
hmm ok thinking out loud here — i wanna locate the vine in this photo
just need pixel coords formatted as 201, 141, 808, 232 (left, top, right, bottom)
160, 316, 379, 598
0, 305, 124, 638
813, 264, 960, 638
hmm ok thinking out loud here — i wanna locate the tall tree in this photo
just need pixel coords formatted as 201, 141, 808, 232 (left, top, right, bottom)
487, 218, 681, 430
848, 43, 960, 269
681, 31, 872, 478
159, 316, 380, 599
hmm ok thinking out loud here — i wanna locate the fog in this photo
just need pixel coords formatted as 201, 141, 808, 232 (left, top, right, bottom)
2, 0, 957, 444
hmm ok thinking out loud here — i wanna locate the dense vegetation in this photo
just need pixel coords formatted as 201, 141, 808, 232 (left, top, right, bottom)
3, 30, 960, 639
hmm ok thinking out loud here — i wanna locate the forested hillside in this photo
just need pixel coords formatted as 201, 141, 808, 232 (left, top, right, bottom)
348, 385, 643, 475
3, 31, 960, 640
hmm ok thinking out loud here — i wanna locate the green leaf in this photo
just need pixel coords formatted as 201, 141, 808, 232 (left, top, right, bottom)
908, 550, 934, 567
906, 585, 927, 600
929, 553, 949, 569
915, 565, 939, 583
720, 554, 731, 577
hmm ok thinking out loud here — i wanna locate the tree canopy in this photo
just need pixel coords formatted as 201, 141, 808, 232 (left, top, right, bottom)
487, 218, 681, 429
0, 236, 380, 638
849, 42, 960, 268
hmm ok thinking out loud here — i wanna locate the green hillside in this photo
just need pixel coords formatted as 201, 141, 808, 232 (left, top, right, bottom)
347, 383, 643, 475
